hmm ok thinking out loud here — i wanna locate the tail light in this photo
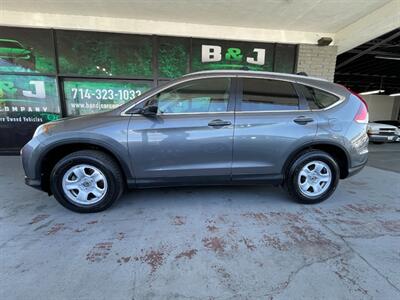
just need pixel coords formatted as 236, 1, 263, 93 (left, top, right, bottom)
354, 103, 369, 124
352, 92, 369, 124
340, 85, 369, 124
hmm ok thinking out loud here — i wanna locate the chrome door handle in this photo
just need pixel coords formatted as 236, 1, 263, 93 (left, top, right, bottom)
293, 116, 314, 125
208, 119, 232, 127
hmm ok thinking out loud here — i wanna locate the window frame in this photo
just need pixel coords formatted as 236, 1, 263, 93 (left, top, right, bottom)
294, 83, 346, 111
125, 75, 237, 116
235, 76, 304, 113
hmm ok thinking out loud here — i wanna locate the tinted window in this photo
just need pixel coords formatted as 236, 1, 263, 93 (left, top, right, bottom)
148, 78, 230, 113
158, 37, 189, 78
0, 27, 56, 73
298, 85, 339, 109
57, 30, 153, 77
240, 78, 299, 111
0, 41, 23, 48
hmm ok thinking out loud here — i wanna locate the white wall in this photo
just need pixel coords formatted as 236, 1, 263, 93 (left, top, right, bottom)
362, 95, 396, 121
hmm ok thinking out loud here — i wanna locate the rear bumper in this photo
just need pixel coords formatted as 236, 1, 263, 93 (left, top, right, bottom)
348, 163, 366, 178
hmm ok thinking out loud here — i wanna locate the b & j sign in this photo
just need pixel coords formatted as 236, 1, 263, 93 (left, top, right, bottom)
202, 45, 266, 66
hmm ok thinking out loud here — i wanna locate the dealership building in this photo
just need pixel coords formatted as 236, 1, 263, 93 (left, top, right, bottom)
0, 0, 399, 152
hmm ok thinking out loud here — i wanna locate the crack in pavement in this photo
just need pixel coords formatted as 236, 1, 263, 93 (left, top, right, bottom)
263, 251, 351, 299
307, 207, 400, 294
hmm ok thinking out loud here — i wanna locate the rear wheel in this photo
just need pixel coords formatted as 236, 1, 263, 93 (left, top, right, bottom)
50, 150, 124, 213
285, 150, 339, 204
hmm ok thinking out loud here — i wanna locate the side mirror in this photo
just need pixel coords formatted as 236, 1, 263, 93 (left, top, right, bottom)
141, 105, 158, 117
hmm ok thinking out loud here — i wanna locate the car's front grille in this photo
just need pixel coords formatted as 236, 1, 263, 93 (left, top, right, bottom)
378, 129, 396, 136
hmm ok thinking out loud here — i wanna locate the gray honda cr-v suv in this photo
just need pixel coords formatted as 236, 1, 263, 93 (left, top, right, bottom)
21, 70, 369, 213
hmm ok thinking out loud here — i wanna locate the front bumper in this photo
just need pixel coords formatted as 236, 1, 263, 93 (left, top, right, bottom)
21, 136, 45, 191
368, 134, 400, 143
25, 177, 42, 190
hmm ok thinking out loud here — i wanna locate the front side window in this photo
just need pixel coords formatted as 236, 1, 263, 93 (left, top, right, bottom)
147, 77, 231, 114
240, 78, 299, 111
297, 84, 340, 110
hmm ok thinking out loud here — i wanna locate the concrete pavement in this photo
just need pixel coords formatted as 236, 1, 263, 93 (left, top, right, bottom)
0, 144, 399, 299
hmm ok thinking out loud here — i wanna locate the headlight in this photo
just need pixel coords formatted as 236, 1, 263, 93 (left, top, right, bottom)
33, 123, 56, 138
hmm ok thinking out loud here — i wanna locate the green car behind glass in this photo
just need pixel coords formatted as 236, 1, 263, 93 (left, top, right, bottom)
0, 38, 36, 70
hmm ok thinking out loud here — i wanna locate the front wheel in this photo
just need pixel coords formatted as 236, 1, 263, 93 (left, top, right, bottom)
285, 150, 340, 204
50, 150, 124, 213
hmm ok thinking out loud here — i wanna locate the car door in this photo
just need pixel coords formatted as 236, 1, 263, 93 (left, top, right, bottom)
232, 77, 318, 179
127, 76, 235, 185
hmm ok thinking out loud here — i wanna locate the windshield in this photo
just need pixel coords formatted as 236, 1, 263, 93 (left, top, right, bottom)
0, 40, 24, 49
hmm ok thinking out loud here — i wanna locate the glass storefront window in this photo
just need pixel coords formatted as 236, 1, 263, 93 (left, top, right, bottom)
0, 75, 60, 150
191, 39, 274, 72
57, 31, 153, 78
0, 75, 60, 121
158, 37, 189, 78
0, 27, 56, 74
63, 79, 152, 116
274, 44, 296, 73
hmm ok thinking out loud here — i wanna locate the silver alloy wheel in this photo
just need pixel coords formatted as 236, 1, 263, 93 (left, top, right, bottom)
297, 160, 332, 197
62, 164, 108, 205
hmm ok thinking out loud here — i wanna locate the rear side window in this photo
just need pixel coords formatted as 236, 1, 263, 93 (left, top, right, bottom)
298, 85, 340, 110
240, 78, 299, 111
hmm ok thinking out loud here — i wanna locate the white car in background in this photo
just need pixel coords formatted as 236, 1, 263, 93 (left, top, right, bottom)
367, 122, 400, 144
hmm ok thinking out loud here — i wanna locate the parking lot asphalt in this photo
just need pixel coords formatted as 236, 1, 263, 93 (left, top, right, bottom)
1, 143, 399, 299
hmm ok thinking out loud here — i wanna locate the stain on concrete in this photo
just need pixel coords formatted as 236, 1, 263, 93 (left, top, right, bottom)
212, 265, 236, 292
379, 220, 400, 232
86, 242, 113, 263
345, 204, 383, 213
117, 256, 131, 265
333, 218, 364, 226
262, 234, 288, 251
137, 248, 166, 273
333, 257, 369, 296
207, 225, 218, 232
87, 220, 98, 225
116, 232, 125, 240
33, 219, 54, 231
175, 249, 198, 260
172, 216, 186, 226
29, 214, 49, 225
46, 223, 65, 235
202, 237, 226, 254
241, 238, 256, 251
284, 225, 341, 251
241, 212, 269, 223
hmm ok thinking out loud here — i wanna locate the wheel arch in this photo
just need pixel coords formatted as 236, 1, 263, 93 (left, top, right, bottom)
37, 139, 133, 193
283, 141, 350, 180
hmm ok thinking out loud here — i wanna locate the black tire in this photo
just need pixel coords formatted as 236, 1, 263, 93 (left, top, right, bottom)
50, 150, 124, 213
285, 150, 340, 204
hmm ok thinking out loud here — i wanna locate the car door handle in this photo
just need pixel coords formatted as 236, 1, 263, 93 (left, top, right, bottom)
293, 116, 314, 125
208, 119, 232, 127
